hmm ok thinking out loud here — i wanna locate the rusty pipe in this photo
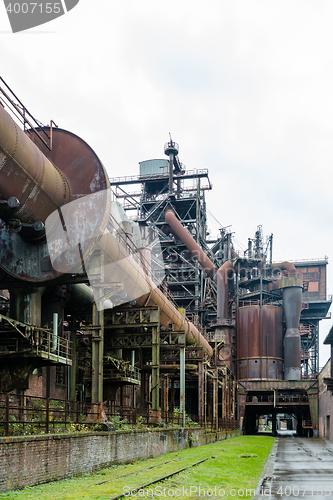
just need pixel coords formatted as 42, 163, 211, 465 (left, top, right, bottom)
164, 210, 233, 360
0, 104, 70, 226
217, 261, 233, 319
216, 261, 234, 369
271, 261, 297, 273
165, 209, 217, 279
0, 105, 212, 356
165, 209, 234, 319
97, 229, 213, 356
0, 105, 110, 282
66, 284, 112, 313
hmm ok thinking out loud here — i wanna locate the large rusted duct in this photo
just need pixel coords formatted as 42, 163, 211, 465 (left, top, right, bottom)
0, 104, 70, 226
97, 230, 213, 356
283, 286, 302, 380
215, 261, 234, 368
65, 284, 112, 314
0, 105, 110, 282
217, 261, 233, 319
271, 261, 296, 273
165, 209, 217, 279
270, 261, 302, 380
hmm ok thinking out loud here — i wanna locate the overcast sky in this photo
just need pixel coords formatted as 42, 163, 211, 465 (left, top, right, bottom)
1, 0, 333, 365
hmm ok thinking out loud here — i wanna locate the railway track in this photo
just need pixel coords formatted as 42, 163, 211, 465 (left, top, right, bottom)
88, 456, 213, 499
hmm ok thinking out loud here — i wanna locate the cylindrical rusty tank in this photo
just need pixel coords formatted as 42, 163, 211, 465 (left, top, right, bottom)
236, 303, 283, 380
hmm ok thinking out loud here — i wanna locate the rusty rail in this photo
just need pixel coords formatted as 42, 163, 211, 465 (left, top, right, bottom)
0, 393, 239, 436
0, 76, 52, 152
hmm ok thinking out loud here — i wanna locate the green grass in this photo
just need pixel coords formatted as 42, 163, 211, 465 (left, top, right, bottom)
1, 435, 274, 499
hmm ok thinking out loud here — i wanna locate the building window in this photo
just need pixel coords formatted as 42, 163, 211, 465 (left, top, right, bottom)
308, 282, 319, 292
56, 365, 66, 386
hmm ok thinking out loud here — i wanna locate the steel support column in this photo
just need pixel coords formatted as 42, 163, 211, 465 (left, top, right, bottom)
90, 250, 104, 418
170, 378, 175, 415
151, 308, 160, 411
222, 370, 227, 419
198, 360, 204, 426
161, 375, 169, 413
272, 411, 277, 435
179, 332, 186, 427
213, 368, 218, 430
69, 320, 78, 402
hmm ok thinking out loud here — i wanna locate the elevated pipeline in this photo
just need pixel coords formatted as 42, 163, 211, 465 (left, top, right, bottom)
0, 105, 110, 281
271, 261, 297, 273
97, 229, 213, 356
0, 104, 70, 226
0, 104, 212, 356
165, 209, 218, 280
165, 208, 232, 319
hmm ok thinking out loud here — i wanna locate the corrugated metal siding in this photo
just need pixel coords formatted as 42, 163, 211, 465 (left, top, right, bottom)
139, 159, 169, 177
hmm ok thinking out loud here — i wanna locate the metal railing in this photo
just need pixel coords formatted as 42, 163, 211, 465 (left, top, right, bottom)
0, 393, 239, 436
0, 315, 71, 365
0, 393, 83, 436
110, 169, 210, 185
0, 76, 54, 153
103, 364, 141, 384
247, 394, 308, 404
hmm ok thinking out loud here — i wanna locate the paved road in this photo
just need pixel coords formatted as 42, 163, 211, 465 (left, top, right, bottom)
257, 436, 333, 499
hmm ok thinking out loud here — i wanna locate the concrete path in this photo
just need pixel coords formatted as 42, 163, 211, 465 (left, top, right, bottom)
256, 436, 333, 499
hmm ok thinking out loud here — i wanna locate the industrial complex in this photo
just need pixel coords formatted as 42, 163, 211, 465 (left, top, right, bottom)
0, 78, 332, 438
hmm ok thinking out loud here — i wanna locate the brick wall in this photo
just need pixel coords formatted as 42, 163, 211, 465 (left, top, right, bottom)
25, 367, 68, 400
0, 428, 238, 492
319, 359, 333, 440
